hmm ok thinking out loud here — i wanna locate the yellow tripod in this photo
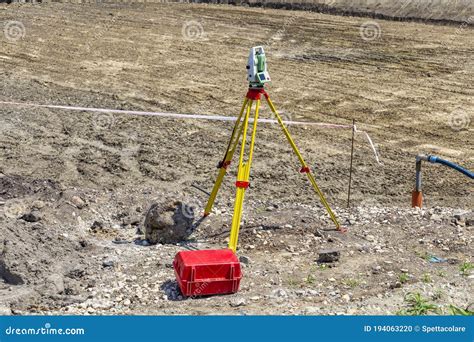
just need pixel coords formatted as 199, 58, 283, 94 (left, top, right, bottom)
204, 88, 342, 252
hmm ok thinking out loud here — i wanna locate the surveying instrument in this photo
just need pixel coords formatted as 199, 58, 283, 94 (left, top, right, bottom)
204, 46, 343, 252
173, 47, 343, 297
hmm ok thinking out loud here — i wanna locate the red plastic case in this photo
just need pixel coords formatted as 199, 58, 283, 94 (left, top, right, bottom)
173, 249, 242, 297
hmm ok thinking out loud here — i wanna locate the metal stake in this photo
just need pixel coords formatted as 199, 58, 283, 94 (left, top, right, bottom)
347, 119, 355, 208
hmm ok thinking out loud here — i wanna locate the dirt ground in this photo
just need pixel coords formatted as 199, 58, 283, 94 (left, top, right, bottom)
244, 0, 474, 23
0, 2, 472, 315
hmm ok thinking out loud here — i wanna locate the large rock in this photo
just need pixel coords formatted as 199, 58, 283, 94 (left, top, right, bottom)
144, 201, 194, 244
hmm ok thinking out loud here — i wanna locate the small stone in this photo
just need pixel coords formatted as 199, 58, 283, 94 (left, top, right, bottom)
20, 211, 41, 222
230, 297, 246, 307
102, 260, 115, 268
32, 223, 43, 230
123, 299, 131, 306
328, 277, 336, 282
365, 235, 375, 242
342, 294, 351, 302
71, 196, 86, 209
123, 216, 141, 226
46, 274, 64, 294
136, 239, 150, 246
275, 289, 288, 297
0, 306, 12, 315
32, 200, 45, 209
239, 255, 251, 265
389, 282, 402, 289
347, 307, 357, 315
314, 229, 324, 238
318, 249, 340, 263
304, 306, 320, 314
91, 221, 103, 230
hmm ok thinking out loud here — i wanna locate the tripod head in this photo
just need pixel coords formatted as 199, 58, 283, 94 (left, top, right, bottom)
246, 46, 271, 88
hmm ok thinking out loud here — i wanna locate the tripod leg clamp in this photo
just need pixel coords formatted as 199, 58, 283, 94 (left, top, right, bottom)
235, 181, 250, 189
217, 160, 231, 169
300, 166, 311, 173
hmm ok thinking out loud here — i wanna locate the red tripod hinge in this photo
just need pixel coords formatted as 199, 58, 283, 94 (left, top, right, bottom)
235, 181, 250, 189
218, 160, 231, 169
246, 88, 267, 100
300, 166, 311, 173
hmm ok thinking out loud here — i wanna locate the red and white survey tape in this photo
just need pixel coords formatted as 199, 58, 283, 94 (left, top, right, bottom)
0, 100, 381, 164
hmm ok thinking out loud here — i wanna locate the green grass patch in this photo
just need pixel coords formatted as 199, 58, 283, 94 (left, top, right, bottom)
459, 262, 473, 276
399, 273, 409, 284
421, 273, 432, 283
397, 292, 440, 315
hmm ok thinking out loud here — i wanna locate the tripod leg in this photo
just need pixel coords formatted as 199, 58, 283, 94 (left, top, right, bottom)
204, 98, 249, 216
264, 95, 342, 231
229, 99, 261, 252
